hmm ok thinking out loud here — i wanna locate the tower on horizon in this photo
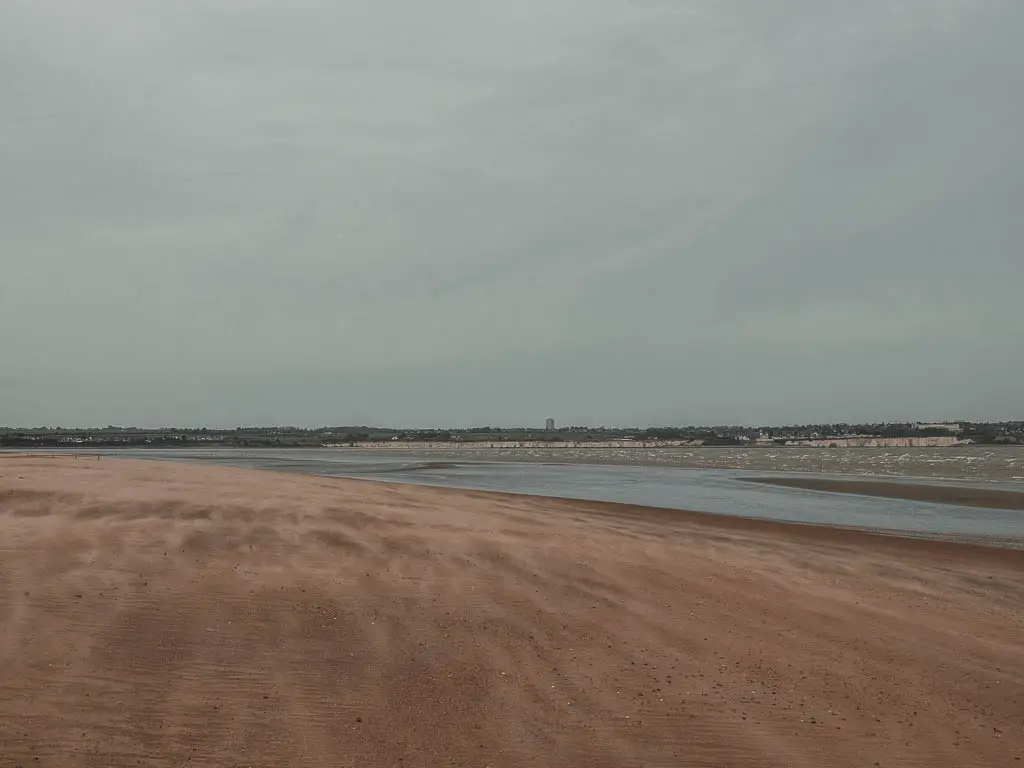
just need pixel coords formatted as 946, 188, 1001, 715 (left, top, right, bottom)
545, 418, 555, 431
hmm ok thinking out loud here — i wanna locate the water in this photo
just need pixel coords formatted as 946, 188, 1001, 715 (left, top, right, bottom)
334, 445, 1024, 483
87, 448, 1024, 542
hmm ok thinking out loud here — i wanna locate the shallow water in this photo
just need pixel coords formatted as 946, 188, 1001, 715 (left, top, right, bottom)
83, 448, 1024, 542
351, 445, 1024, 483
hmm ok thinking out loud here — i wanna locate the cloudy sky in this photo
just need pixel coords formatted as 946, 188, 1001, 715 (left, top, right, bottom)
2, 0, 1021, 428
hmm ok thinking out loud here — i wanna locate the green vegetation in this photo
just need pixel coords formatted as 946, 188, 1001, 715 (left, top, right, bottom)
1, 422, 1021, 448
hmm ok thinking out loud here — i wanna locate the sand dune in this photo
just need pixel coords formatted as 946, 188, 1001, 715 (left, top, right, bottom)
1, 455, 1022, 767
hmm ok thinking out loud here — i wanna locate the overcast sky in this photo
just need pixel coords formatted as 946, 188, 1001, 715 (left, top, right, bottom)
2, 0, 1021, 428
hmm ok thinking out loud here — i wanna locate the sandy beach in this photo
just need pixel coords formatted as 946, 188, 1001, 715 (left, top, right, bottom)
1, 455, 1022, 767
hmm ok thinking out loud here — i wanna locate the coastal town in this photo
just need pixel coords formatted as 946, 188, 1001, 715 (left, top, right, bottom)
3, 420, 1021, 449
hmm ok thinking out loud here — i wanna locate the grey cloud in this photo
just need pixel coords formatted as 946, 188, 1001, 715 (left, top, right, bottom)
1, 0, 1021, 427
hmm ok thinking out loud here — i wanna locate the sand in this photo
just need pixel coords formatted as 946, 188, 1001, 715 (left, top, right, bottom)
1, 455, 1022, 767
744, 476, 1024, 510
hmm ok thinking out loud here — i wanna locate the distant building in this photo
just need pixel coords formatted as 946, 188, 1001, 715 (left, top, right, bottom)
545, 418, 555, 431
913, 422, 963, 434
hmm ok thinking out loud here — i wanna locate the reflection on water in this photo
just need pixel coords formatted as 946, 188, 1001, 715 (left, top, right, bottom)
98, 448, 1024, 543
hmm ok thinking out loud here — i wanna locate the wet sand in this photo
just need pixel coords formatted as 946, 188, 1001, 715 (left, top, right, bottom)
745, 476, 1024, 511
1, 455, 1022, 767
